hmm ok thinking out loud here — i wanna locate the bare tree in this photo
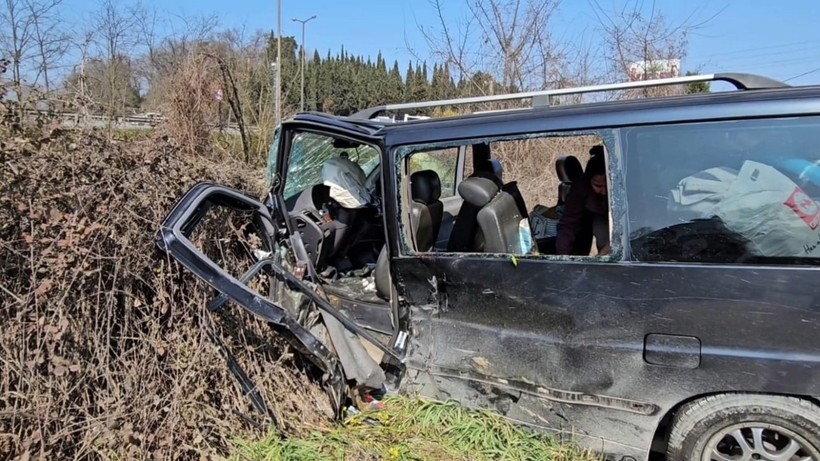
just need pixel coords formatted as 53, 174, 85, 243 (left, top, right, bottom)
591, 0, 717, 97
25, 0, 68, 94
90, 0, 140, 117
1, 0, 36, 103
416, 0, 575, 96
0, 0, 68, 103
135, 9, 219, 110
67, 31, 95, 118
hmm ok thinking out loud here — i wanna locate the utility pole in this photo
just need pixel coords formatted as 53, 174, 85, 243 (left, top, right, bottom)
292, 15, 316, 112
275, 0, 282, 125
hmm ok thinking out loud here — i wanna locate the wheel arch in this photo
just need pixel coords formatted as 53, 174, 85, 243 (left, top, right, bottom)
650, 391, 820, 456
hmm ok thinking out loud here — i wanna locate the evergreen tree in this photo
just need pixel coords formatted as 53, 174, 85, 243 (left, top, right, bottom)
308, 50, 322, 111
257, 44, 462, 113
404, 61, 415, 98
442, 62, 456, 98
388, 60, 404, 103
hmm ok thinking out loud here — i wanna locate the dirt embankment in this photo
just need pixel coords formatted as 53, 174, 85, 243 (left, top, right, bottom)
0, 125, 331, 459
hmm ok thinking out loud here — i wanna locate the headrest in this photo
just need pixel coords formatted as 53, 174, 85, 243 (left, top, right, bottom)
458, 176, 499, 208
556, 156, 583, 183
410, 170, 442, 205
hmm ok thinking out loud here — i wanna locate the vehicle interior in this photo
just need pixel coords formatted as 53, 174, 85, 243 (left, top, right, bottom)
281, 129, 608, 334
404, 136, 606, 257
282, 131, 394, 339
624, 116, 820, 264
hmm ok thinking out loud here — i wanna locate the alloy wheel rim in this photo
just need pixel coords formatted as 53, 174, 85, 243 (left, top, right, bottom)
702, 422, 816, 461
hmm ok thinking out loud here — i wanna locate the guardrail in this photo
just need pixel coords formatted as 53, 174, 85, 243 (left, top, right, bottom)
19, 109, 256, 132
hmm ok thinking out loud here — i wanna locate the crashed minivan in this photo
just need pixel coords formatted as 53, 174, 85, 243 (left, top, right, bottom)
157, 73, 820, 461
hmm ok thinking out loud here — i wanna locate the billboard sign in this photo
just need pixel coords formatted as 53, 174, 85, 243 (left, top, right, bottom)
628, 59, 681, 81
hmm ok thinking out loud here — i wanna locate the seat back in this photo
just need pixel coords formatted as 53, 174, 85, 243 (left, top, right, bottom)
410, 170, 443, 251
486, 157, 528, 218
477, 190, 526, 253
501, 180, 529, 219
555, 156, 583, 204
447, 175, 500, 252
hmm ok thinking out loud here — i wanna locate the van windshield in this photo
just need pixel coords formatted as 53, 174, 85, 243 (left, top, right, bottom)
283, 132, 380, 200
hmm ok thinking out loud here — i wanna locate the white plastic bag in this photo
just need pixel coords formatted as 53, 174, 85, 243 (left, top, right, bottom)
529, 205, 561, 240
670, 160, 820, 258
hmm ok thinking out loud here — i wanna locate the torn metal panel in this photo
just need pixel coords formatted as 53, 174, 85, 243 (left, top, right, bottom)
155, 183, 340, 375
320, 312, 386, 390
155, 182, 390, 415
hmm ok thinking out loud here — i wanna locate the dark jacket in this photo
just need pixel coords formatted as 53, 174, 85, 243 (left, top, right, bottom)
556, 179, 609, 255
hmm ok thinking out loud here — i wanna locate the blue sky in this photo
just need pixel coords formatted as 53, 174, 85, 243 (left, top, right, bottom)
66, 0, 820, 86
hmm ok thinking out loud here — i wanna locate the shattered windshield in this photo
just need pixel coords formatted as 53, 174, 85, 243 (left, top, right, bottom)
266, 126, 281, 187
283, 131, 380, 200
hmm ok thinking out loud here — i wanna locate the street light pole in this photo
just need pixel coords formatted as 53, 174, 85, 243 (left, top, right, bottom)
292, 15, 316, 112
276, 0, 282, 125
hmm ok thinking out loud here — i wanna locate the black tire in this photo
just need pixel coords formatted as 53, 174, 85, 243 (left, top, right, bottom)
667, 394, 820, 461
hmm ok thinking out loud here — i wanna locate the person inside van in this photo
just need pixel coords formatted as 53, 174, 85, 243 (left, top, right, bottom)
556, 147, 611, 256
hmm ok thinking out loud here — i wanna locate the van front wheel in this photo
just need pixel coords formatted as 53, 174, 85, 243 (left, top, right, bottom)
667, 394, 820, 461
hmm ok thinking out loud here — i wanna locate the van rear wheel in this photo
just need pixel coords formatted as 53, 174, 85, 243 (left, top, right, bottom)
667, 394, 820, 461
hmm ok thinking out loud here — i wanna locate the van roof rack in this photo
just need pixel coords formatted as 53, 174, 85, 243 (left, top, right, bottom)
351, 72, 789, 120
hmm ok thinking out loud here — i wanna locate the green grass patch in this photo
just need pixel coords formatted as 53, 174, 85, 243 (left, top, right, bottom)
233, 396, 600, 461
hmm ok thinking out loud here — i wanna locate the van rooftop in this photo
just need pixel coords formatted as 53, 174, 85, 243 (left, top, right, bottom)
350, 72, 790, 121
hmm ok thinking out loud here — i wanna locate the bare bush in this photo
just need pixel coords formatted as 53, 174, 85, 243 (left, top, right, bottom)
0, 122, 332, 459
493, 135, 602, 208
161, 52, 219, 156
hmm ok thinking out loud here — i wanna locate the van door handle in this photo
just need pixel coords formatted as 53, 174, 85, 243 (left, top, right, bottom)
644, 334, 701, 369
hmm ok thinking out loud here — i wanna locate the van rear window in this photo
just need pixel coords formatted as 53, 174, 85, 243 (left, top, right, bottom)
623, 116, 820, 264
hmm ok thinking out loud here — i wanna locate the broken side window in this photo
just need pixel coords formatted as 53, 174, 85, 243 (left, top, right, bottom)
398, 131, 620, 259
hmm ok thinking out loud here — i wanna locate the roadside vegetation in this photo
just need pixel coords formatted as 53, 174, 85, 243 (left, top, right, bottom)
0, 84, 332, 458
235, 396, 599, 461
1, 0, 716, 458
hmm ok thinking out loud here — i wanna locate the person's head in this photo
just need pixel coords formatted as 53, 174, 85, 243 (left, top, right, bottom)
589, 145, 605, 157
584, 151, 607, 197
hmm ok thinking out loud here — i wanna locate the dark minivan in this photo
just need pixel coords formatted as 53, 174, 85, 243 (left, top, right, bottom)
158, 73, 820, 461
